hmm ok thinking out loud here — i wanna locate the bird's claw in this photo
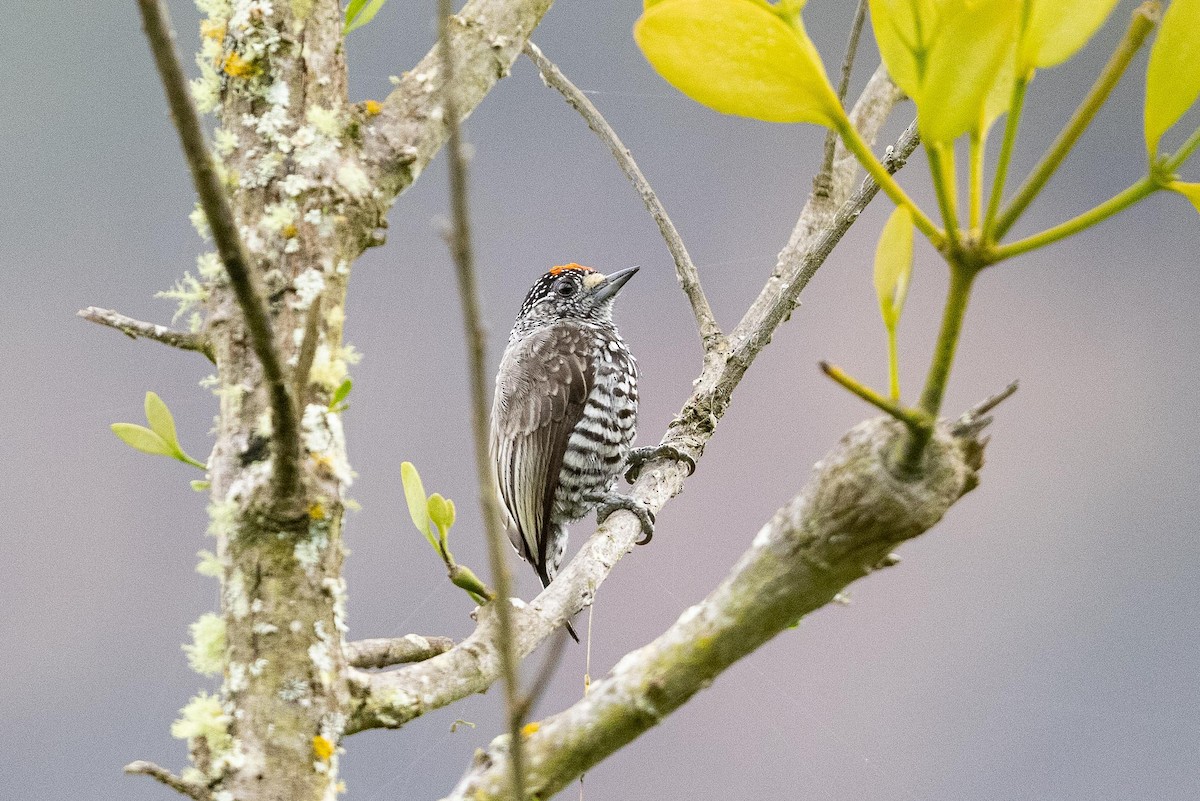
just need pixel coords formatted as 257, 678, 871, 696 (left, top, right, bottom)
592, 493, 656, 545
624, 444, 696, 484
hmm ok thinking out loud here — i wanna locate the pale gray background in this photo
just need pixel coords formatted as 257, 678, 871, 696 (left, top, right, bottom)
3, 1, 1199, 799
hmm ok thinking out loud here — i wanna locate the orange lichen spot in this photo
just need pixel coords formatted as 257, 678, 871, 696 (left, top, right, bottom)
308, 502, 326, 520
364, 99, 383, 116
200, 20, 225, 41
549, 262, 595, 275
312, 735, 335, 761
520, 721, 541, 737
282, 223, 299, 239
222, 52, 257, 78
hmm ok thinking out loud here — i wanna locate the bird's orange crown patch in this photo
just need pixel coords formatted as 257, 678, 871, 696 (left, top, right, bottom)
549, 263, 596, 275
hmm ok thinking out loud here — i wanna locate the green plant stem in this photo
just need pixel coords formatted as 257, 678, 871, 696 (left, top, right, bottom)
918, 265, 976, 418
886, 326, 901, 402
819, 361, 929, 432
982, 75, 1028, 235
1165, 125, 1200, 172
900, 263, 977, 470
992, 3, 1158, 241
991, 176, 1159, 262
969, 133, 985, 232
835, 116, 944, 247
926, 141, 961, 250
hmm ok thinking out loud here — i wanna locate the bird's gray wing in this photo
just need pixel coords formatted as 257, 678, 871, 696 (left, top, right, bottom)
490, 323, 593, 580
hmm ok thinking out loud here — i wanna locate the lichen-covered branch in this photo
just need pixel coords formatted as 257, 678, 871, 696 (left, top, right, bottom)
135, 0, 301, 505
359, 0, 557, 203
522, 40, 723, 352
124, 761, 212, 801
77, 306, 214, 361
345, 635, 455, 669
346, 67, 908, 736
446, 417, 986, 800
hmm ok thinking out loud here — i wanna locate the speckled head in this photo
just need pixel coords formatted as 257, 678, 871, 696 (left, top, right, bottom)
514, 264, 639, 328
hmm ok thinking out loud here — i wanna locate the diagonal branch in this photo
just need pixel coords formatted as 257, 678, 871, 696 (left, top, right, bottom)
446, 416, 988, 800
345, 635, 455, 669
124, 761, 212, 801
78, 306, 214, 362
134, 0, 300, 505
359, 0, 557, 203
345, 66, 910, 736
437, 0, 528, 797
522, 40, 723, 352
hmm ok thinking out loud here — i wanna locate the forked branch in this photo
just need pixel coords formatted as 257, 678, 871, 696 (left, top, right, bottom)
347, 66, 911, 736
78, 306, 214, 362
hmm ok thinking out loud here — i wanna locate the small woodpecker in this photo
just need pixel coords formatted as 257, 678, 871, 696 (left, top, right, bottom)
489, 263, 653, 641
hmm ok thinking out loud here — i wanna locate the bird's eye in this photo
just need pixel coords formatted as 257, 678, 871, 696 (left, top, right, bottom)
555, 281, 576, 297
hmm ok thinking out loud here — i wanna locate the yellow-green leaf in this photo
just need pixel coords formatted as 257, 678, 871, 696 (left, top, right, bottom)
874, 206, 914, 328
1146, 0, 1200, 158
634, 0, 842, 125
1169, 181, 1200, 214
868, 0, 938, 103
427, 493, 456, 533
919, 0, 1021, 144
112, 423, 174, 458
344, 0, 388, 34
1020, 0, 1120, 70
979, 39, 1018, 137
401, 462, 435, 548
144, 391, 180, 450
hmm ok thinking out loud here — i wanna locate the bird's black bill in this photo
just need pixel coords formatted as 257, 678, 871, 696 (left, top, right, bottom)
592, 265, 639, 303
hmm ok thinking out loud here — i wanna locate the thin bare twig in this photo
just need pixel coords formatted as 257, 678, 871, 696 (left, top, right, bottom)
134, 0, 300, 506
817, 0, 870, 194
523, 41, 724, 352
345, 635, 455, 669
124, 761, 212, 801
78, 306, 214, 362
292, 295, 324, 408
952, 379, 1019, 438
438, 2, 527, 799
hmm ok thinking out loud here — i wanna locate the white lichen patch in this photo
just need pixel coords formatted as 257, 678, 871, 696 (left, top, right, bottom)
294, 268, 325, 309
261, 201, 299, 233
227, 661, 249, 692
307, 343, 360, 398
252, 621, 279, 635
308, 639, 334, 686
213, 127, 240, 157
335, 163, 370, 197
157, 272, 207, 324
278, 677, 311, 705
225, 568, 251, 620
196, 549, 222, 578
189, 204, 211, 240
301, 403, 353, 486
282, 173, 314, 197
184, 612, 227, 676
207, 499, 239, 540
306, 105, 341, 137
171, 692, 232, 755
249, 657, 269, 676
294, 530, 328, 572
323, 576, 349, 634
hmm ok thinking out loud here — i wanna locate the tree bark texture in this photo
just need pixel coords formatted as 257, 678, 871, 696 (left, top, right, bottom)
170, 1, 556, 799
